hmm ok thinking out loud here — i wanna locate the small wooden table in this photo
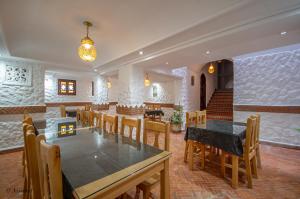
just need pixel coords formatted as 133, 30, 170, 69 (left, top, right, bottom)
35, 118, 171, 198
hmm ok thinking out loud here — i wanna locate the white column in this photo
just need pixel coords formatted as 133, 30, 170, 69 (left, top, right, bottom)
118, 65, 144, 106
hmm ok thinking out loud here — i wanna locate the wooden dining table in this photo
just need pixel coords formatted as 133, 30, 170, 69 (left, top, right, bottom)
185, 120, 246, 188
34, 118, 171, 199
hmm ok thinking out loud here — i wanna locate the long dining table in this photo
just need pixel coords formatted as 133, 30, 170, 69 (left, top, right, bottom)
34, 117, 171, 199
185, 120, 246, 188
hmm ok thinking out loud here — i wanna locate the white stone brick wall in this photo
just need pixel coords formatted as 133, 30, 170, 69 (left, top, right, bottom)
233, 46, 300, 146
0, 58, 45, 105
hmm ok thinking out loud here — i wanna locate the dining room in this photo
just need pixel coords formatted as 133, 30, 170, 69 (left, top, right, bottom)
0, 0, 300, 199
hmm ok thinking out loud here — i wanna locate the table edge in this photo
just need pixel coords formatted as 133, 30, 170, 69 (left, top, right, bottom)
73, 151, 171, 199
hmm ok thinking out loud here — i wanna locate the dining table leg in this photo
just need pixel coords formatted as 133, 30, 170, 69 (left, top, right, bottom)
160, 158, 170, 199
232, 155, 239, 188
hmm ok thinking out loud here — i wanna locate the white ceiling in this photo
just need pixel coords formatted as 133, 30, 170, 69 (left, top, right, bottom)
0, 0, 300, 75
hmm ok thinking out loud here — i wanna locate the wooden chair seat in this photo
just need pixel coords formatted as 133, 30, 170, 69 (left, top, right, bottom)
139, 172, 160, 187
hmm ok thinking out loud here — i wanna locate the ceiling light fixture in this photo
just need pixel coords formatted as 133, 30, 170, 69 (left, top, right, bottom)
144, 73, 151, 87
107, 79, 112, 88
139, 51, 144, 55
206, 50, 210, 55
280, 31, 287, 36
208, 62, 215, 74
94, 69, 98, 72
166, 62, 169, 65
78, 21, 97, 62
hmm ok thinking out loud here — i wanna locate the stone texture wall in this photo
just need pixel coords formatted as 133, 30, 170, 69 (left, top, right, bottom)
45, 73, 97, 103
144, 81, 175, 103
0, 58, 45, 105
233, 47, 300, 146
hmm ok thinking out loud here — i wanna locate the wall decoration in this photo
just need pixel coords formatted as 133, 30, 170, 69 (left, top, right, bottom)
4, 65, 32, 86
153, 85, 158, 97
191, 75, 195, 86
58, 79, 76, 95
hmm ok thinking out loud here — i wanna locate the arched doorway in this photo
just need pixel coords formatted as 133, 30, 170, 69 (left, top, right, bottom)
200, 74, 206, 110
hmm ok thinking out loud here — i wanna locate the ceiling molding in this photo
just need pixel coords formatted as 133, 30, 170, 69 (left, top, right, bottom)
96, 4, 300, 74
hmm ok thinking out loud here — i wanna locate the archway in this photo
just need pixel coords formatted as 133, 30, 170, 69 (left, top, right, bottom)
200, 74, 206, 110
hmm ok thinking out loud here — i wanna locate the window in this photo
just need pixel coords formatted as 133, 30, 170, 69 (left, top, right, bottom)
58, 79, 76, 95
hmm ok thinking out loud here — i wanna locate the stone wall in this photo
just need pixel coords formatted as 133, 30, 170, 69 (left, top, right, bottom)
0, 58, 45, 105
144, 81, 175, 103
233, 46, 300, 146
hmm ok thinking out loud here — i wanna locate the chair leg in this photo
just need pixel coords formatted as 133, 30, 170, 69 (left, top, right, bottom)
221, 152, 226, 178
245, 158, 253, 188
135, 187, 141, 199
184, 141, 189, 163
200, 144, 205, 169
252, 156, 258, 179
256, 146, 262, 168
188, 141, 194, 170
143, 188, 151, 199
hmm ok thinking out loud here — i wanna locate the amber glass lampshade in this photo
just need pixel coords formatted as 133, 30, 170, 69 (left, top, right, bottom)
78, 21, 97, 62
208, 63, 215, 74
144, 74, 151, 86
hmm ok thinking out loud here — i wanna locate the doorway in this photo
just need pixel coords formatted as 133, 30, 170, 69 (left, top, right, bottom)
200, 74, 206, 110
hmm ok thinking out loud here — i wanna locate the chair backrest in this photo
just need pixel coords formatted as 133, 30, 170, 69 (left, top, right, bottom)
196, 110, 206, 124
88, 111, 95, 126
84, 104, 91, 111
60, 105, 66, 117
120, 116, 141, 143
39, 139, 63, 199
186, 111, 197, 127
23, 110, 30, 120
250, 114, 260, 145
23, 116, 33, 126
103, 114, 118, 133
94, 112, 102, 128
153, 104, 161, 110
80, 110, 88, 125
35, 134, 46, 198
244, 117, 257, 155
25, 129, 42, 199
76, 109, 81, 121
143, 119, 170, 151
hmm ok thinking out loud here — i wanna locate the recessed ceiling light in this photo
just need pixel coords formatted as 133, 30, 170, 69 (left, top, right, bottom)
281, 31, 287, 36
166, 62, 169, 65
94, 69, 98, 72
206, 50, 210, 54
139, 51, 144, 55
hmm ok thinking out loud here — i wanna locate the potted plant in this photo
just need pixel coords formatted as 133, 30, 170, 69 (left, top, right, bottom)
170, 105, 183, 132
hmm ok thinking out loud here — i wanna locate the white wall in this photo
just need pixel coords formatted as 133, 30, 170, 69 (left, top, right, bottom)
233, 45, 300, 146
0, 58, 45, 105
144, 81, 175, 103
45, 72, 96, 103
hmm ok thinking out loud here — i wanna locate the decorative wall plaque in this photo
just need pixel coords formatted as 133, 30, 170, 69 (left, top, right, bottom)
58, 79, 76, 95
4, 65, 32, 86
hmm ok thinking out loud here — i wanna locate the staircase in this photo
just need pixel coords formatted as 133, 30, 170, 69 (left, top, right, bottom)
206, 89, 233, 121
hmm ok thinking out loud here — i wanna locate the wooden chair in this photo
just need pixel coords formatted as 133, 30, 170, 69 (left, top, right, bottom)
88, 110, 95, 126
120, 116, 141, 143
38, 138, 63, 199
60, 105, 66, 117
85, 104, 91, 111
22, 124, 34, 199
196, 110, 206, 124
24, 128, 42, 199
254, 114, 262, 168
76, 109, 81, 122
184, 111, 198, 163
136, 119, 170, 199
80, 110, 88, 125
94, 112, 102, 128
103, 114, 118, 133
221, 116, 258, 188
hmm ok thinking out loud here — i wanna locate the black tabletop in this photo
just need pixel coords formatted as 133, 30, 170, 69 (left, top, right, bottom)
145, 110, 164, 116
185, 120, 246, 156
